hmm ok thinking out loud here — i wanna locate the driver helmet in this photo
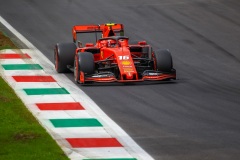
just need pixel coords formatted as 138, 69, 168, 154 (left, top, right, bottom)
107, 39, 116, 47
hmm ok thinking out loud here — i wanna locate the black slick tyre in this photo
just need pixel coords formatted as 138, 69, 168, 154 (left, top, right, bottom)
54, 42, 76, 73
74, 52, 95, 83
153, 49, 173, 72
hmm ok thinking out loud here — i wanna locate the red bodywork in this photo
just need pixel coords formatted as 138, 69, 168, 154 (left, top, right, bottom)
72, 23, 176, 83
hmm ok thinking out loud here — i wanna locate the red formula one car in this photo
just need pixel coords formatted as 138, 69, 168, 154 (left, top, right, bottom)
54, 23, 176, 84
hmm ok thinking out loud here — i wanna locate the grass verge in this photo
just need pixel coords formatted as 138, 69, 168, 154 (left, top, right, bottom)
0, 32, 18, 49
0, 31, 69, 159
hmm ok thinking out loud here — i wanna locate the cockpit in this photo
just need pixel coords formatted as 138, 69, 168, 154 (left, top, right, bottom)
98, 36, 129, 48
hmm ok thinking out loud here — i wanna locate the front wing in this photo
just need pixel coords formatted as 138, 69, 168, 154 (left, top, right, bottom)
79, 70, 176, 83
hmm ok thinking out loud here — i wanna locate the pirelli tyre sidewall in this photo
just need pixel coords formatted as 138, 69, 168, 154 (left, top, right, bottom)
54, 42, 76, 73
74, 52, 95, 83
153, 49, 173, 72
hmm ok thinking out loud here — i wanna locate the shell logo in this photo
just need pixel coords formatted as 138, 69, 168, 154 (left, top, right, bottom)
122, 61, 131, 65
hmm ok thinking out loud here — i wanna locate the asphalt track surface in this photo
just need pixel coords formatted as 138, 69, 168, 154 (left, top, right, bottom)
1, 0, 240, 159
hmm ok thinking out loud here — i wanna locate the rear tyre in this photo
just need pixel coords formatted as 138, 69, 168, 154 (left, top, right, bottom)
54, 42, 76, 73
153, 49, 173, 72
74, 52, 95, 83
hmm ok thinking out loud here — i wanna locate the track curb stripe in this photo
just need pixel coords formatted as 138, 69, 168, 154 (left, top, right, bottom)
23, 88, 70, 95
50, 118, 103, 127
12, 75, 56, 82
36, 102, 84, 110
2, 64, 42, 70
82, 159, 137, 160
66, 138, 123, 148
0, 53, 31, 59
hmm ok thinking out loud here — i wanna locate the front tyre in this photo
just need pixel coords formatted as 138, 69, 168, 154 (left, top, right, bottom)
153, 49, 173, 72
74, 52, 95, 83
54, 42, 76, 73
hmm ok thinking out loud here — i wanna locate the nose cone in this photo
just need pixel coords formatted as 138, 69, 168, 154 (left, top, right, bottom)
126, 72, 134, 80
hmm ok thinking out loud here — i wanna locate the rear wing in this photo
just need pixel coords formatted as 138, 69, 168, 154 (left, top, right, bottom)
72, 23, 124, 42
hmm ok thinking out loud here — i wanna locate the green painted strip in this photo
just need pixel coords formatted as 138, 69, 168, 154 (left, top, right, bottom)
23, 88, 69, 95
83, 158, 137, 160
2, 64, 43, 70
50, 118, 103, 127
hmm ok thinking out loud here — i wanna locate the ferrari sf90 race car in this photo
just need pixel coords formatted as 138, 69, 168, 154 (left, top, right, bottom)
54, 23, 176, 84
